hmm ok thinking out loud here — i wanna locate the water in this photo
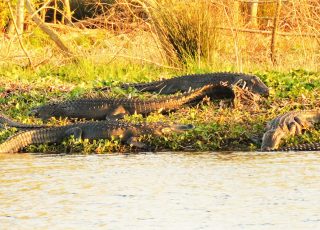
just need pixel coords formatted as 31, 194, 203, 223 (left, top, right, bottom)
1, 152, 320, 229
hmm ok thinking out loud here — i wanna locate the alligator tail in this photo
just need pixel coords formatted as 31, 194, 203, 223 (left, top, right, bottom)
134, 84, 220, 114
277, 142, 320, 151
120, 80, 166, 92
0, 128, 64, 153
0, 112, 47, 130
98, 80, 165, 92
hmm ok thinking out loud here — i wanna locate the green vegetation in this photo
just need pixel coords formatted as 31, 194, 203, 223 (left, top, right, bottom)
0, 63, 319, 153
1, 0, 320, 153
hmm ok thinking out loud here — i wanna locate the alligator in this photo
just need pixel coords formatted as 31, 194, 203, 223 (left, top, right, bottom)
0, 120, 194, 153
0, 112, 47, 130
275, 142, 320, 151
31, 84, 235, 121
99, 72, 269, 98
261, 110, 320, 151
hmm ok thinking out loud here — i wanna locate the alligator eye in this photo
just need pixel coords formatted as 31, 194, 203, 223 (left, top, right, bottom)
30, 109, 39, 117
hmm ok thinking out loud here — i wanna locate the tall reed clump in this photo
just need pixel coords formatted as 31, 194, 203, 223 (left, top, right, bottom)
143, 0, 219, 66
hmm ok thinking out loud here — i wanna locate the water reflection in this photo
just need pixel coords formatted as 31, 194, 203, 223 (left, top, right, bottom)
1, 152, 320, 229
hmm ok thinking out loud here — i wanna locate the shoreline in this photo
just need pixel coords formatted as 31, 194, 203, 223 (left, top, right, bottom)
0, 67, 319, 153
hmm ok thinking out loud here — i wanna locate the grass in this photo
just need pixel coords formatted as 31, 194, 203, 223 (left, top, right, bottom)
1, 0, 320, 153
0, 61, 320, 153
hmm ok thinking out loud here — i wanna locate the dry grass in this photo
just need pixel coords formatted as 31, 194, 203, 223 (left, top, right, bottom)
1, 0, 320, 71
141, 0, 219, 66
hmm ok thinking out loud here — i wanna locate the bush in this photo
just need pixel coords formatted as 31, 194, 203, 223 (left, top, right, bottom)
144, 0, 219, 65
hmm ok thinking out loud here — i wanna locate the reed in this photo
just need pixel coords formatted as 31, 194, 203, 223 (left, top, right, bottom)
1, 0, 320, 71
143, 0, 219, 66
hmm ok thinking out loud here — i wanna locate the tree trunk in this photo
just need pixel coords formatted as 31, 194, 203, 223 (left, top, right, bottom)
62, 0, 72, 24
250, 1, 259, 27
54, 0, 57, 24
233, 1, 240, 26
270, 0, 282, 65
16, 0, 25, 34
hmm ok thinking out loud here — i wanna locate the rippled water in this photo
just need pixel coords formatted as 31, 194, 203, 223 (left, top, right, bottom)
1, 152, 320, 229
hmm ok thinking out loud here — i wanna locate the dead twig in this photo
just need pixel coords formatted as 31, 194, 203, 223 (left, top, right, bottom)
25, 0, 75, 58
6, 0, 33, 68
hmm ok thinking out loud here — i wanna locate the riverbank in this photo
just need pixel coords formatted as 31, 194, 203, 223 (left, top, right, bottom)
0, 63, 319, 153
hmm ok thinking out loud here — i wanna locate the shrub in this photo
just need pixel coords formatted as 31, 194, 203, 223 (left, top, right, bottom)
144, 0, 219, 65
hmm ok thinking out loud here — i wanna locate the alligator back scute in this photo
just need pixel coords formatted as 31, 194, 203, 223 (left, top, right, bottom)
32, 84, 228, 121
118, 72, 269, 97
278, 142, 320, 151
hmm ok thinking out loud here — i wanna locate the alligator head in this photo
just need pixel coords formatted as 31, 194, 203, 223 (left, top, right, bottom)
30, 103, 66, 121
261, 128, 286, 151
234, 75, 269, 98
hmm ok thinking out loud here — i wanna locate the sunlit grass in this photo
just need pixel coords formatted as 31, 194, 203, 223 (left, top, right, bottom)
0, 63, 320, 153
1, 0, 320, 152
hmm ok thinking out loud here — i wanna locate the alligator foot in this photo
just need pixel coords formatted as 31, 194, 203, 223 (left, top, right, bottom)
261, 110, 320, 151
126, 137, 156, 151
65, 127, 83, 140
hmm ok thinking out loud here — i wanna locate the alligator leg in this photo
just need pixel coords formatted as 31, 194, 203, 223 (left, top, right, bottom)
106, 113, 126, 120
107, 106, 127, 120
62, 127, 83, 154
64, 127, 83, 141
126, 137, 148, 149
120, 129, 153, 150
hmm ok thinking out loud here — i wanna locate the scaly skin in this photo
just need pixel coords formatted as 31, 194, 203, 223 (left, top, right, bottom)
261, 110, 320, 151
31, 84, 233, 121
100, 72, 269, 97
0, 120, 194, 153
276, 142, 320, 151
0, 112, 47, 129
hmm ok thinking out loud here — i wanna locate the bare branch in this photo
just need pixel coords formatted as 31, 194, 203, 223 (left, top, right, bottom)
25, 0, 74, 57
6, 0, 33, 68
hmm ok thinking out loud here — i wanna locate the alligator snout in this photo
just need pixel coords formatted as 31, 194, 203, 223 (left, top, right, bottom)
29, 108, 39, 117
29, 107, 51, 121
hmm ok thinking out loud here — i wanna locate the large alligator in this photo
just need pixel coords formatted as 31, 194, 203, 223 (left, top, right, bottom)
100, 72, 269, 97
261, 110, 320, 151
0, 120, 194, 153
31, 84, 234, 121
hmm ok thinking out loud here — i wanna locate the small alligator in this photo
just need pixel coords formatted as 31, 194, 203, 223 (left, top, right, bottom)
261, 110, 320, 151
31, 84, 234, 121
0, 120, 194, 153
0, 112, 47, 130
100, 72, 269, 97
